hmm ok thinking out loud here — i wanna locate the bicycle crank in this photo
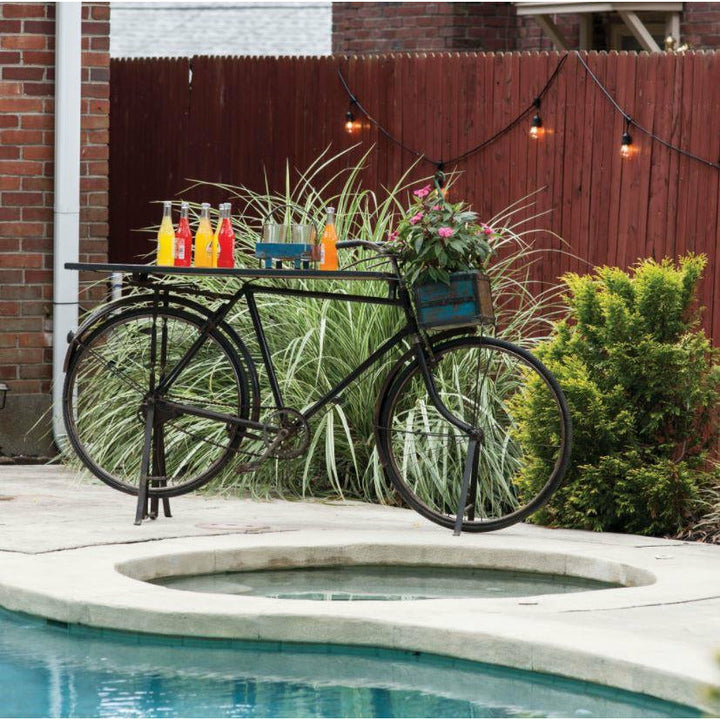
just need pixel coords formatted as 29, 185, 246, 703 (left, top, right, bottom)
262, 408, 310, 459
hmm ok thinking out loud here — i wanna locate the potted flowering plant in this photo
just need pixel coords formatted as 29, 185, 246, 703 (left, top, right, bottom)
388, 183, 496, 328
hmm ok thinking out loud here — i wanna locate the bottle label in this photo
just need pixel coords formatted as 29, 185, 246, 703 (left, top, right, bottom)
320, 244, 326, 264
176, 237, 185, 260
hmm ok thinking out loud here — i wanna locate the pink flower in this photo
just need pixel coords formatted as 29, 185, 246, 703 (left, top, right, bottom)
438, 227, 454, 238
431, 205, 441, 211
409, 212, 424, 225
387, 230, 399, 242
481, 223, 494, 236
413, 184, 432, 199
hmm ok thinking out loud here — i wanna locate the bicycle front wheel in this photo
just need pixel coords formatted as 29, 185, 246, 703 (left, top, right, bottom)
63, 306, 250, 496
376, 336, 572, 532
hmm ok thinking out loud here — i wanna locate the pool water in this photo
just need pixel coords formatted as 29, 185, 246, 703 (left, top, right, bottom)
150, 565, 620, 601
0, 609, 700, 718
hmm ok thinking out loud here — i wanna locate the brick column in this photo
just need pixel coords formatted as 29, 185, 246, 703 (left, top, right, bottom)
0, 2, 109, 458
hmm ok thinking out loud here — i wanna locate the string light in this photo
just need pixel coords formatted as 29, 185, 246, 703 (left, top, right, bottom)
338, 53, 720, 174
344, 98, 360, 133
337, 55, 568, 169
576, 53, 720, 169
529, 98, 543, 140
620, 117, 633, 158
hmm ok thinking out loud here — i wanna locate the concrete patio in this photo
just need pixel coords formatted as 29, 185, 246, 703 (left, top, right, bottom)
0, 464, 719, 714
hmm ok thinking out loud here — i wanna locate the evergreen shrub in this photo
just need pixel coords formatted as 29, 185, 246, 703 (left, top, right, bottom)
514, 255, 720, 536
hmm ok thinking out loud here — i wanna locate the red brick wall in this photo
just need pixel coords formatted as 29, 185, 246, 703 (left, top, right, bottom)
332, 2, 517, 53
333, 2, 720, 52
516, 14, 582, 51
0, 2, 109, 456
683, 2, 720, 48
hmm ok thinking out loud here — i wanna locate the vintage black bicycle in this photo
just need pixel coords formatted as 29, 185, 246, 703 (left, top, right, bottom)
63, 241, 572, 532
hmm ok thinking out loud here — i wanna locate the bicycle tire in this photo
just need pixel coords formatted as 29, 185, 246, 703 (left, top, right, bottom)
63, 306, 250, 497
375, 335, 572, 532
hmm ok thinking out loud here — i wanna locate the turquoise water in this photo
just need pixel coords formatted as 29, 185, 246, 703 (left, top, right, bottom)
151, 565, 619, 601
0, 609, 700, 718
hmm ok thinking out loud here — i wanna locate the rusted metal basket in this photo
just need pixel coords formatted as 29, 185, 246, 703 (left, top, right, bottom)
413, 270, 494, 329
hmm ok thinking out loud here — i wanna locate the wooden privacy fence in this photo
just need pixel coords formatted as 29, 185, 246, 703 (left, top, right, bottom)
109, 51, 720, 339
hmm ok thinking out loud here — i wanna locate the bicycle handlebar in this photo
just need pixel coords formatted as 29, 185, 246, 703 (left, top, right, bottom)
336, 239, 391, 254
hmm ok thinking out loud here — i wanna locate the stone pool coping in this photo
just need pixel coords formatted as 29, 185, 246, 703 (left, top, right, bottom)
1, 465, 719, 713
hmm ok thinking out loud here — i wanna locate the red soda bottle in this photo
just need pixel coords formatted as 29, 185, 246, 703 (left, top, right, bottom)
217, 203, 235, 268
174, 201, 192, 267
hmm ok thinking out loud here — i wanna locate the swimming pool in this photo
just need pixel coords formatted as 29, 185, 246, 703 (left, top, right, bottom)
150, 565, 620, 601
0, 609, 700, 718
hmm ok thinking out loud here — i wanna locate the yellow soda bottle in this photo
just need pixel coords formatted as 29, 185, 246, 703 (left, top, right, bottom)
194, 203, 215, 267
156, 201, 175, 266
319, 206, 338, 271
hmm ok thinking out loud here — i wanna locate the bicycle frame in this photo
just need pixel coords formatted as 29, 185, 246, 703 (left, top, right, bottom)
151, 276, 475, 438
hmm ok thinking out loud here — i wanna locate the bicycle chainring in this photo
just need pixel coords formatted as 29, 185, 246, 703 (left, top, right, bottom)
262, 408, 310, 459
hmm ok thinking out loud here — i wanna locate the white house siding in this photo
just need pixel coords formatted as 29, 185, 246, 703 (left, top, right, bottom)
110, 2, 331, 58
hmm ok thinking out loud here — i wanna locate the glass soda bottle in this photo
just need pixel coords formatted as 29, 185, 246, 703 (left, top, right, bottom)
194, 203, 214, 268
156, 201, 175, 266
213, 203, 224, 257
174, 201, 192, 267
319, 206, 338, 271
217, 203, 235, 268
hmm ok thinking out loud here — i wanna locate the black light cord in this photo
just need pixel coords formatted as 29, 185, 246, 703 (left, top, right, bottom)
337, 53, 568, 171
339, 51, 720, 174
448, 53, 567, 165
337, 67, 428, 163
573, 52, 720, 170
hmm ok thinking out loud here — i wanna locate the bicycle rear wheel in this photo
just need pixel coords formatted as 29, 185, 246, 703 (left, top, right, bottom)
376, 336, 571, 532
63, 306, 250, 496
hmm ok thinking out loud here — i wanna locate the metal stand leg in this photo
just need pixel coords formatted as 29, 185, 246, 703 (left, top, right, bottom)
466, 445, 480, 521
150, 422, 172, 519
135, 403, 154, 526
454, 439, 478, 536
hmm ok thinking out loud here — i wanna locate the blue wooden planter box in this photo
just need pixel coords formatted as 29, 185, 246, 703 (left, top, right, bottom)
413, 271, 494, 328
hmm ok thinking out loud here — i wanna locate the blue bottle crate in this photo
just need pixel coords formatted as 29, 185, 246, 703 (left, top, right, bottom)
413, 271, 494, 328
255, 242, 318, 269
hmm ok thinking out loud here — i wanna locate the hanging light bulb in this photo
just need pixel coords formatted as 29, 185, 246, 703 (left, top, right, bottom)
620, 117, 633, 158
530, 114, 543, 140
345, 99, 360, 134
529, 97, 543, 140
620, 131, 633, 158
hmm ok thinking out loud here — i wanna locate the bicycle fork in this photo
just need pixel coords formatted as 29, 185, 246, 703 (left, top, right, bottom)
415, 342, 483, 536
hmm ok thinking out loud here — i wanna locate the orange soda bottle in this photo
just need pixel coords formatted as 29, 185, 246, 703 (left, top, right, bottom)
319, 206, 338, 271
217, 203, 235, 268
194, 203, 214, 267
174, 201, 192, 267
156, 201, 175, 266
